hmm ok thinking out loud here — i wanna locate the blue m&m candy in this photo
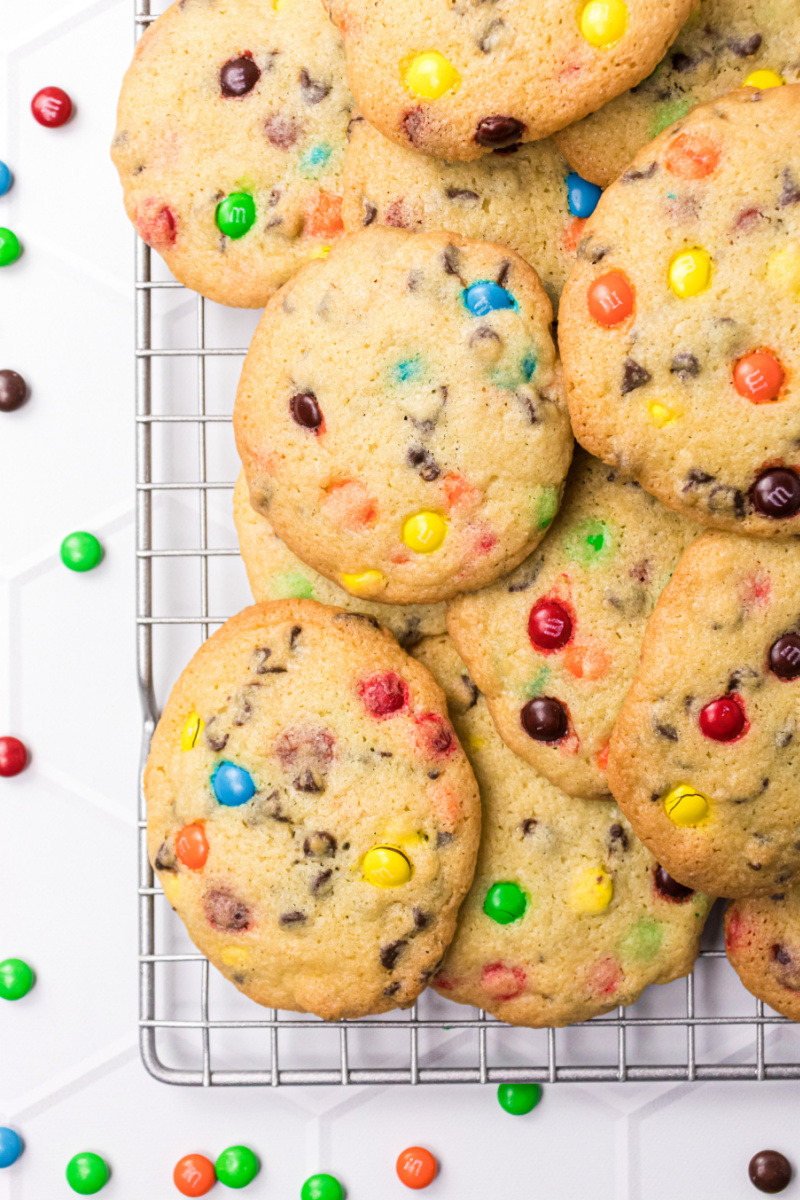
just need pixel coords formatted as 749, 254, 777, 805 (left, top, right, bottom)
566, 172, 602, 219
212, 761, 256, 807
0, 1128, 23, 1168
0, 163, 12, 197
464, 281, 516, 317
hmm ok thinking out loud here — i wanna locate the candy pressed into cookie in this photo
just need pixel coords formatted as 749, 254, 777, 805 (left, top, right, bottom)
726, 893, 800, 1022
324, 0, 694, 161
560, 86, 800, 538
342, 117, 592, 311
412, 636, 711, 1027
556, 0, 800, 187
112, 0, 354, 307
233, 470, 446, 646
145, 600, 480, 1020
447, 451, 698, 799
609, 531, 800, 898
234, 227, 572, 606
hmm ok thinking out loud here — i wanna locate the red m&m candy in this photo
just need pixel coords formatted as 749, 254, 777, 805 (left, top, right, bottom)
175, 824, 209, 871
587, 272, 634, 327
397, 1147, 437, 1189
528, 599, 572, 652
31, 87, 73, 128
699, 695, 746, 742
173, 1154, 215, 1196
733, 350, 785, 404
0, 737, 28, 777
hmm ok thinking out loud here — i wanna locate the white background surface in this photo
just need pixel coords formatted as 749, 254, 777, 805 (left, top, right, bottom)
2, 1, 800, 1196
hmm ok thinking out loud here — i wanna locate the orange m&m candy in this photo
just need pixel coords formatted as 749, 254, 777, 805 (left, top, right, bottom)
587, 272, 634, 326
665, 131, 721, 180
173, 1154, 216, 1196
397, 1146, 438, 1189
175, 823, 209, 871
733, 350, 785, 404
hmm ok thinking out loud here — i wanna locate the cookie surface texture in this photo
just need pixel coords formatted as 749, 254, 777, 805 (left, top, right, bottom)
324, 0, 694, 161
112, 0, 354, 307
556, 0, 800, 187
412, 635, 711, 1027
234, 227, 572, 605
560, 86, 800, 538
233, 470, 446, 646
447, 451, 698, 799
726, 893, 800, 1022
609, 531, 800, 898
145, 600, 480, 1019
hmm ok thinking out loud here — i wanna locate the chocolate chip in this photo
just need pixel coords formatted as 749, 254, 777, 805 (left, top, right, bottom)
748, 1149, 792, 1194
670, 352, 701, 380
622, 358, 652, 394
608, 824, 629, 853
299, 68, 331, 104
477, 17, 504, 52
654, 865, 694, 901
427, 769, 440, 780
279, 910, 307, 926
407, 445, 441, 481
402, 107, 425, 146
520, 697, 568, 743
474, 116, 524, 148
507, 556, 542, 593
729, 33, 762, 57
204, 889, 252, 932
772, 894, 786, 902
751, 468, 800, 518
778, 729, 795, 748
294, 768, 324, 793
334, 612, 380, 631
0, 370, 28, 412
436, 831, 454, 847
310, 868, 334, 897
413, 908, 432, 930
220, 55, 261, 98
670, 51, 696, 72
629, 560, 651, 584
443, 244, 463, 279
577, 237, 611, 264
655, 722, 679, 742
383, 981, 401, 996
290, 392, 322, 429
445, 187, 479, 202
154, 842, 177, 872
780, 168, 800, 207
303, 831, 337, 858
520, 818, 538, 837
460, 674, 479, 710
362, 201, 377, 226
497, 262, 511, 288
769, 634, 800, 680
683, 468, 715, 491
204, 720, 228, 752
264, 113, 300, 150
622, 162, 658, 182
380, 940, 408, 970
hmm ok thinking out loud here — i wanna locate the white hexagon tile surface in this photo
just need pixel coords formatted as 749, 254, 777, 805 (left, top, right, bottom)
2, 1, 800, 1198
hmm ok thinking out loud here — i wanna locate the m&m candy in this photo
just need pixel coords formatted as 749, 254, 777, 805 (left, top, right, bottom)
31, 87, 73, 127
215, 1145, 259, 1188
699, 695, 746, 742
751, 468, 800, 519
587, 272, 634, 326
66, 1152, 108, 1195
566, 172, 602, 219
174, 1154, 216, 1196
528, 599, 572, 651
483, 881, 528, 925
363, 846, 412, 887
212, 761, 256, 807
668, 248, 712, 298
402, 511, 447, 553
0, 162, 12, 197
0, 736, 28, 777
0, 1128, 23, 1168
0, 228, 21, 267
733, 350, 785, 404
60, 532, 103, 572
745, 70, 785, 90
520, 697, 568, 742
580, 0, 628, 46
569, 867, 614, 914
175, 824, 209, 871
0, 370, 28, 412
748, 1149, 792, 1194
497, 1083, 541, 1115
181, 711, 204, 752
403, 52, 460, 100
662, 783, 709, 826
216, 192, 256, 239
463, 281, 516, 316
301, 1174, 344, 1200
769, 634, 800, 680
0, 958, 35, 1001
340, 569, 386, 594
396, 1147, 437, 1189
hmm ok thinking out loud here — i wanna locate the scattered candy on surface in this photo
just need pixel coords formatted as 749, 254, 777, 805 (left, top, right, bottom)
340, 569, 386, 594
528, 599, 572, 652
402, 510, 447, 554
66, 1152, 109, 1195
568, 866, 614, 914
733, 350, 785, 404
0, 958, 34, 1001
290, 391, 323, 430
483, 881, 528, 925
653, 865, 694, 902
579, 0, 628, 47
175, 824, 209, 871
219, 55, 261, 98
212, 761, 257, 807
403, 52, 460, 100
668, 247, 712, 298
749, 1150, 792, 1194
699, 695, 746, 742
463, 281, 516, 316
363, 846, 412, 888
0, 1128, 22, 1168
497, 1082, 542, 1115
662, 783, 709, 826
587, 272, 634, 326
769, 634, 800, 680
0, 228, 21, 267
174, 1154, 216, 1196
751, 468, 800, 519
60, 531, 103, 572
31, 86, 73, 127
216, 192, 256, 239
0, 369, 28, 412
396, 1147, 437, 1190
0, 736, 28, 777
745, 70, 785, 90
520, 696, 568, 743
215, 1145, 259, 1189
566, 172, 602, 218
181, 710, 204, 752
301, 1173, 344, 1200
0, 162, 11, 196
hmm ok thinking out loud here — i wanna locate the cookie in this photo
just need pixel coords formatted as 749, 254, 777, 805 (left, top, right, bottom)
233, 469, 446, 646
609, 530, 800, 898
324, 0, 694, 162
233, 226, 572, 606
342, 117, 590, 312
145, 600, 480, 1020
560, 86, 800, 538
556, 0, 800, 187
411, 635, 711, 1027
726, 893, 800, 1021
446, 451, 698, 799
112, 0, 354, 307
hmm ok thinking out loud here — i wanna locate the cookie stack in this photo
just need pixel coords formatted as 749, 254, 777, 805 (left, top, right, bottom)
116, 0, 800, 1025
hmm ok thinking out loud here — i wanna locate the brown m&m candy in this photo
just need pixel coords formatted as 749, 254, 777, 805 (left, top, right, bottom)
520, 697, 567, 743
748, 1150, 792, 1194
750, 468, 800, 519
653, 865, 694, 902
769, 634, 800, 681
220, 55, 261, 98
0, 370, 28, 412
474, 116, 524, 149
289, 392, 323, 431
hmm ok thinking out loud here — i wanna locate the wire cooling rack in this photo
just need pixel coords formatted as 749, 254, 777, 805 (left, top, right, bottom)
134, 0, 800, 1085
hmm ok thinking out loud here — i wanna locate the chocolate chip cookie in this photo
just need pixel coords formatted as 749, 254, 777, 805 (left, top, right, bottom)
726, 892, 800, 1021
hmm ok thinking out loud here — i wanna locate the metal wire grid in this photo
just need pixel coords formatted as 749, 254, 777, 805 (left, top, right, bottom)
133, 0, 800, 1086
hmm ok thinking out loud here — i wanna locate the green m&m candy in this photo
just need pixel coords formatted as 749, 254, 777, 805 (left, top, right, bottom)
0, 228, 21, 267
0, 958, 34, 1001
301, 1173, 344, 1200
216, 1145, 259, 1188
60, 532, 103, 572
497, 1083, 542, 1115
483, 881, 527, 925
66, 1152, 108, 1195
216, 193, 256, 239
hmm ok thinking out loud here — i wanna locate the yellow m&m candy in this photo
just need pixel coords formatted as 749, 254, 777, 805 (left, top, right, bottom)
580, 0, 628, 47
220, 947, 251, 969
403, 510, 447, 553
745, 69, 785, 90
648, 402, 679, 428
403, 52, 461, 100
181, 710, 204, 752
568, 866, 614, 914
663, 783, 709, 826
668, 248, 712, 298
363, 846, 413, 888
340, 569, 386, 594
766, 244, 800, 295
